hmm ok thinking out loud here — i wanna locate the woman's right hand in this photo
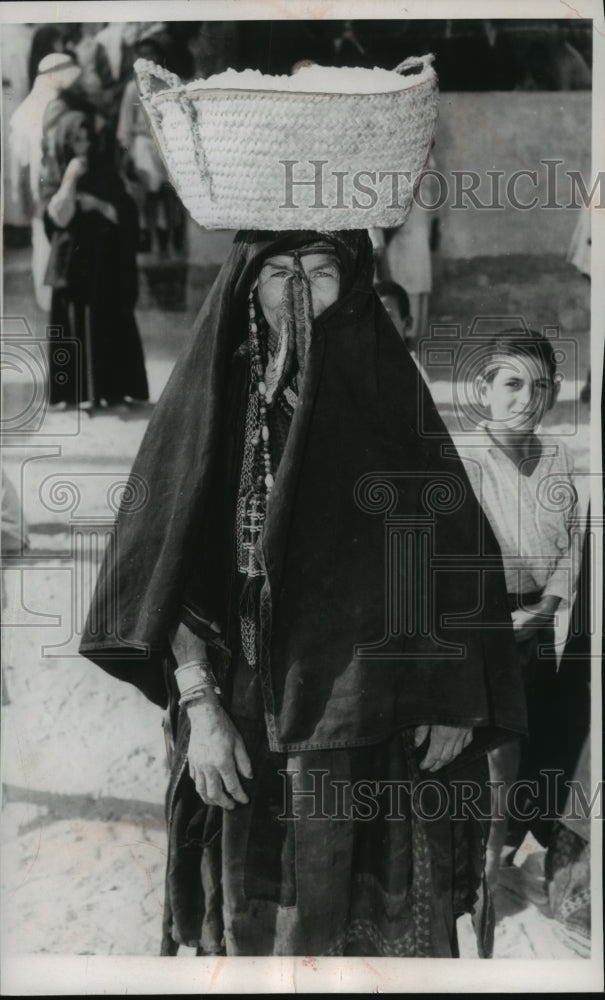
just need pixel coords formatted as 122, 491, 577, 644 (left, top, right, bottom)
63, 156, 88, 185
186, 694, 253, 810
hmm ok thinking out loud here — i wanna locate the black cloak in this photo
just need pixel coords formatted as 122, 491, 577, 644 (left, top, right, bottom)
44, 111, 148, 405
80, 229, 527, 752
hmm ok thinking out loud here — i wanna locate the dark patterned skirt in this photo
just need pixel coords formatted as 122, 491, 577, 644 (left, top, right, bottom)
162, 712, 491, 958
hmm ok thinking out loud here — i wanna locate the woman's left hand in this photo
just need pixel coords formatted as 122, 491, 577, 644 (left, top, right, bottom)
414, 724, 473, 771
77, 193, 118, 225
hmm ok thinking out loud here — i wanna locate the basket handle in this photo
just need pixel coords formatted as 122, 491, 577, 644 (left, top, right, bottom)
394, 53, 435, 77
134, 58, 182, 100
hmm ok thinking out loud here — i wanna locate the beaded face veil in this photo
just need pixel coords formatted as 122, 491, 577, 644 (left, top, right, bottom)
237, 240, 341, 665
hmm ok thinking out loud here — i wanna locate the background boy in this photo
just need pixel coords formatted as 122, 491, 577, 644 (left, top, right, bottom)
454, 329, 582, 889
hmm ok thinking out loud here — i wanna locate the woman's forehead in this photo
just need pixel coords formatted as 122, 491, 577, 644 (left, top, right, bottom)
261, 252, 339, 269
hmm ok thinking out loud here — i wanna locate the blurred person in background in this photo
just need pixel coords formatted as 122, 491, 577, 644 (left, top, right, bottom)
375, 280, 413, 348
190, 21, 240, 78
66, 23, 115, 118
91, 22, 140, 127
517, 24, 591, 90
41, 59, 113, 196
1, 471, 30, 706
43, 111, 149, 409
1, 22, 35, 241
382, 150, 441, 352
567, 207, 591, 403
376, 279, 428, 378
161, 22, 196, 79
118, 26, 186, 256
27, 24, 68, 89
9, 52, 82, 310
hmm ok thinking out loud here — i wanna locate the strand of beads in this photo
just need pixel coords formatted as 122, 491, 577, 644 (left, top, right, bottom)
248, 291, 274, 494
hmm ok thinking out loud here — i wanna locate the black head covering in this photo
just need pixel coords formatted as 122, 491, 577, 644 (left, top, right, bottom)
51, 110, 90, 177
45, 108, 124, 205
80, 229, 526, 753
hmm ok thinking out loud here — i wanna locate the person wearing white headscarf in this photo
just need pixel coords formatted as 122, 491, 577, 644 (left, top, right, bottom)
9, 53, 82, 310
1, 23, 34, 229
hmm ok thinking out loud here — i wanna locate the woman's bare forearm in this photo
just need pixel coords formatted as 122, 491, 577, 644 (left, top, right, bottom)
169, 620, 209, 672
169, 621, 252, 808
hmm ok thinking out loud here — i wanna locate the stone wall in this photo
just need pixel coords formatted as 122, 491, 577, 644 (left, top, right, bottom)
432, 91, 592, 258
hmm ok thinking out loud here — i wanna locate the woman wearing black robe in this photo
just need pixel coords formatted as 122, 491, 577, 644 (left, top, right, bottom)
81, 228, 527, 957
44, 111, 149, 407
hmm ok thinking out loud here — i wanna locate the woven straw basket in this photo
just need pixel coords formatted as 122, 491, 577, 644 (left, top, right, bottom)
134, 55, 439, 231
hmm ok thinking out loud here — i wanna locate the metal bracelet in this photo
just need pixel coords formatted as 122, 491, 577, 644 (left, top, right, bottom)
179, 685, 221, 708
175, 661, 217, 695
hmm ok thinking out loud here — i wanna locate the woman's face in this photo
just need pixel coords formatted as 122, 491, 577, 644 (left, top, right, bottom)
257, 252, 340, 334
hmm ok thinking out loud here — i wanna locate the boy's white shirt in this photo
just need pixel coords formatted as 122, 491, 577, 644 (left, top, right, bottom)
452, 425, 583, 609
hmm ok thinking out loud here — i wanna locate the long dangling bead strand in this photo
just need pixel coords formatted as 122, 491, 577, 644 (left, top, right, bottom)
248, 291, 274, 494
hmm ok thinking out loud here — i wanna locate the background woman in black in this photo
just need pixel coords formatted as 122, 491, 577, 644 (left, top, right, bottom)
44, 111, 149, 408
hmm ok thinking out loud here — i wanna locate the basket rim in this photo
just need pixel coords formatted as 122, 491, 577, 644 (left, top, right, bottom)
150, 85, 437, 105
145, 70, 437, 104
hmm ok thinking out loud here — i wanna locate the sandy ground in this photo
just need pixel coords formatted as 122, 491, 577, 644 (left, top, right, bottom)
1, 247, 594, 968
